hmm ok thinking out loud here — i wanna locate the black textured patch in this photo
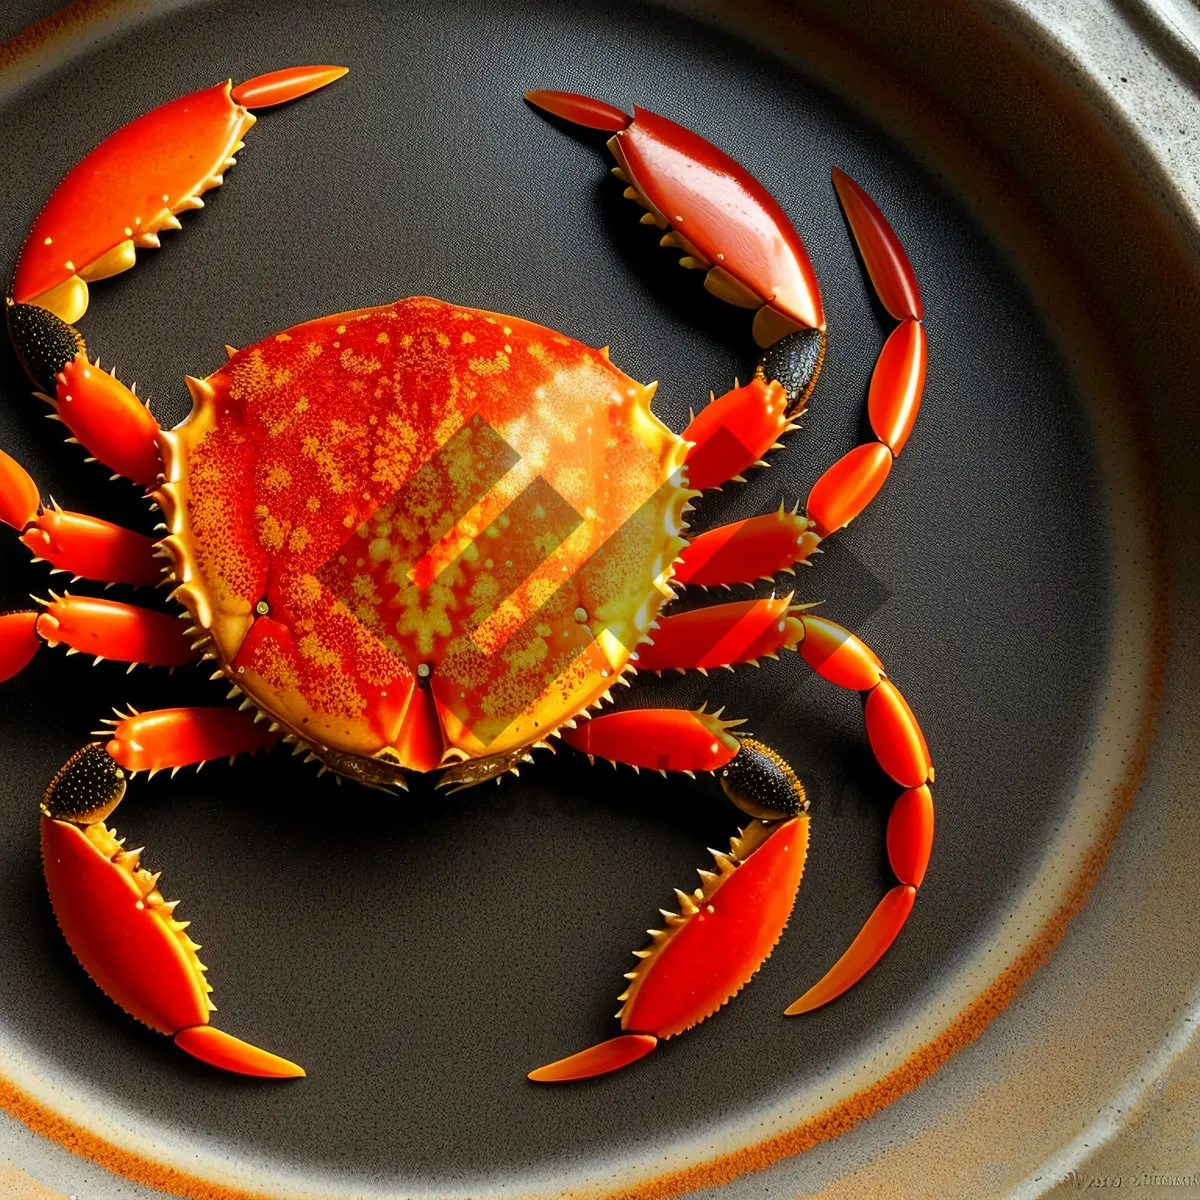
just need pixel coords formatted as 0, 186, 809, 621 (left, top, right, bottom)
719, 738, 807, 820
757, 327, 826, 414
41, 743, 125, 824
6, 300, 86, 391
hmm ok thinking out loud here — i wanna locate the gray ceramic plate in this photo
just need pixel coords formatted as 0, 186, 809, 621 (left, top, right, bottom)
0, 1, 1196, 1197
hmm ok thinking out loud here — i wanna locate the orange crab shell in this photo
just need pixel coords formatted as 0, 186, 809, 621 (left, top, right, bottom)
155, 297, 691, 775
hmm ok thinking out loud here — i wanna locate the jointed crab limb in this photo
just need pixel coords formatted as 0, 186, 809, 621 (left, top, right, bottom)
782, 615, 933, 1014
633, 597, 804, 674
31, 594, 197, 669
527, 90, 824, 343
533, 719, 809, 1080
559, 706, 743, 773
99, 706, 280, 775
531, 819, 809, 1082
672, 504, 821, 588
8, 303, 161, 488
831, 167, 923, 322
40, 744, 302, 1077
0, 449, 159, 585
0, 611, 40, 682
802, 172, 926, 537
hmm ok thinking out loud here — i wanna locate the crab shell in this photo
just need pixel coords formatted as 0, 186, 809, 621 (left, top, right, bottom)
155, 297, 691, 782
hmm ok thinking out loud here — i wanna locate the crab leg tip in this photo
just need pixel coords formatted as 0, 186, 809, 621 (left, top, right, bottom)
783, 884, 916, 1015
528, 1033, 657, 1082
174, 1025, 305, 1078
231, 65, 348, 109
524, 89, 630, 132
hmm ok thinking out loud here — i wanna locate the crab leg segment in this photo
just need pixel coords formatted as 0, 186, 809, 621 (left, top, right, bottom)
0, 449, 40, 529
783, 615, 933, 1013
831, 168, 923, 321
634, 597, 803, 673
231, 65, 348, 109
682, 328, 826, 493
683, 377, 793, 493
40, 745, 302, 1076
526, 90, 824, 343
13, 68, 345, 323
23, 509, 159, 586
101, 707, 280, 775
559, 707, 742, 773
34, 594, 197, 667
672, 505, 820, 588
803, 173, 926, 536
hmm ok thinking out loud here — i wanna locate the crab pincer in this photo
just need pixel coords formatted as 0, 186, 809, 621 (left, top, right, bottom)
12, 66, 347, 325
526, 89, 824, 345
41, 741, 300, 1077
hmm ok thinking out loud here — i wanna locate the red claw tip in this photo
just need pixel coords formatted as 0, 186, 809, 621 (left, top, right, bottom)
232, 65, 348, 109
175, 1025, 305, 1078
831, 167, 923, 322
525, 90, 630, 132
528, 1033, 657, 1082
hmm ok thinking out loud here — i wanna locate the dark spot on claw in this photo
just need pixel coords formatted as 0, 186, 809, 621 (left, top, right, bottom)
6, 300, 86, 391
41, 743, 126, 825
757, 328, 826, 415
720, 738, 808, 820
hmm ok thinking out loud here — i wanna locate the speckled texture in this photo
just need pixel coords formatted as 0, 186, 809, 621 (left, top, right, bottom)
0, 0, 1194, 1197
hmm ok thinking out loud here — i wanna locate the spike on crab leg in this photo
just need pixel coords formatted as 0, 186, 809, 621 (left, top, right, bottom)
831, 167, 923, 321
232, 65, 348, 109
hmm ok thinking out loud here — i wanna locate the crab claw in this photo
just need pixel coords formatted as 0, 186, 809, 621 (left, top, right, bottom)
40, 746, 303, 1077
528, 91, 823, 345
531, 817, 808, 1080
14, 67, 346, 323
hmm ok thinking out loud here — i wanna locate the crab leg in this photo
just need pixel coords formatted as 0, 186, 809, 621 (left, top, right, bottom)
605, 611, 933, 1013
98, 706, 280, 776
784, 615, 933, 1013
672, 503, 821, 588
0, 593, 199, 681
0, 448, 160, 585
40, 743, 301, 1076
535, 724, 811, 1080
633, 597, 804, 674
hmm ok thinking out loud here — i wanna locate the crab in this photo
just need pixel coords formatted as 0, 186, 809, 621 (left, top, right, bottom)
0, 68, 934, 1083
